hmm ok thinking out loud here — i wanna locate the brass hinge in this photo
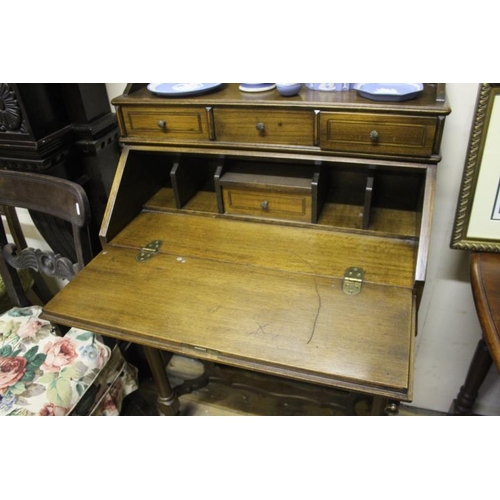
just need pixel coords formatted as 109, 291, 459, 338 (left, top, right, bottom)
343, 267, 365, 295
136, 240, 163, 262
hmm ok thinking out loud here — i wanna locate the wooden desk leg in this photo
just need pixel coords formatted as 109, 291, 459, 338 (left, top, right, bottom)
143, 346, 180, 416
451, 338, 492, 416
371, 396, 387, 415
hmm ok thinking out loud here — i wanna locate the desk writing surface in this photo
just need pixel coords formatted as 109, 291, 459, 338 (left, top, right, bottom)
43, 212, 416, 399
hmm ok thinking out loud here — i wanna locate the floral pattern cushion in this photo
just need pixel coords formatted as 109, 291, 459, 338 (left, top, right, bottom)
0, 306, 138, 416
70, 344, 139, 416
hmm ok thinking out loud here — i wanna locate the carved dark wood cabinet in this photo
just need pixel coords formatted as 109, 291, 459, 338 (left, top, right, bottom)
0, 83, 120, 257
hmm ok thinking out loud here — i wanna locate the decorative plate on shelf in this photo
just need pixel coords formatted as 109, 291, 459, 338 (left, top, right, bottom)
147, 83, 223, 97
353, 83, 424, 102
305, 83, 352, 91
238, 83, 276, 93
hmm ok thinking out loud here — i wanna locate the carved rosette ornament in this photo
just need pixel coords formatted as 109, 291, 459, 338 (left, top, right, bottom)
0, 83, 25, 132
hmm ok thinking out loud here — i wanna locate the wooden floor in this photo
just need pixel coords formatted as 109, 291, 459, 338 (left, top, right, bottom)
121, 355, 445, 417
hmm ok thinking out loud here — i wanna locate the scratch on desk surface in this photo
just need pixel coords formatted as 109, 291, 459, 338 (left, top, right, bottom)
287, 251, 322, 345
307, 278, 322, 345
247, 322, 269, 336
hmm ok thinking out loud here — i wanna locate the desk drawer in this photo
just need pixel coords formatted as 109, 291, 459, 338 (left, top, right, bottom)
218, 169, 320, 223
120, 106, 209, 141
214, 109, 314, 146
320, 112, 437, 157
223, 187, 312, 222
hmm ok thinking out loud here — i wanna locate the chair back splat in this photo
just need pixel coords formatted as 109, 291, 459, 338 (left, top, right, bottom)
0, 170, 139, 416
0, 170, 93, 307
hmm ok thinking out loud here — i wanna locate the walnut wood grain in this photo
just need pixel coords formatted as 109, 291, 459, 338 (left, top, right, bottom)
222, 188, 311, 222
214, 108, 314, 146
112, 84, 450, 163
120, 105, 209, 142
414, 164, 437, 285
110, 211, 417, 287
42, 84, 450, 413
43, 242, 414, 400
319, 112, 437, 157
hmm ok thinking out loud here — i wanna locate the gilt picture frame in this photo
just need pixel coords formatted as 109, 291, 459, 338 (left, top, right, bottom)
451, 83, 500, 252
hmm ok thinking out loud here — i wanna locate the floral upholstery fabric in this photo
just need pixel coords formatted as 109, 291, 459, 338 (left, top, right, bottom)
0, 306, 138, 416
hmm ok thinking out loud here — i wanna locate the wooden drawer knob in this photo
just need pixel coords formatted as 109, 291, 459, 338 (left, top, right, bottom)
256, 122, 265, 133
158, 120, 167, 129
369, 130, 379, 142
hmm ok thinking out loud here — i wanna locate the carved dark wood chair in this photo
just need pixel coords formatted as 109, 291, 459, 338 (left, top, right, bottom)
0, 170, 138, 416
451, 252, 500, 415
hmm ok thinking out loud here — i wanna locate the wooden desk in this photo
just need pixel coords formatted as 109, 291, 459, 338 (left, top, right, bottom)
42, 83, 451, 415
452, 252, 500, 415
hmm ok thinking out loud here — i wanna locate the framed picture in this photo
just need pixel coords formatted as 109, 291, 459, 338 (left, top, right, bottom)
451, 83, 500, 252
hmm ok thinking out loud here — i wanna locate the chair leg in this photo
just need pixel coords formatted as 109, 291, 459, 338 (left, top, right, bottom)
143, 346, 180, 416
451, 338, 492, 415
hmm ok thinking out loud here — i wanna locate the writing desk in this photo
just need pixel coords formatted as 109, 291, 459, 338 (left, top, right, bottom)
42, 84, 451, 415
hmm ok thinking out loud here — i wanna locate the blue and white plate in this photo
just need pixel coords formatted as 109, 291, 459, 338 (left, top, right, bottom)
147, 83, 223, 97
239, 83, 276, 93
353, 83, 424, 102
305, 83, 352, 91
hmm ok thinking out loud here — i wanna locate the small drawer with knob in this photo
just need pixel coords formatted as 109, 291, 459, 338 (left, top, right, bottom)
216, 166, 325, 223
319, 112, 438, 158
213, 109, 314, 147
119, 106, 210, 142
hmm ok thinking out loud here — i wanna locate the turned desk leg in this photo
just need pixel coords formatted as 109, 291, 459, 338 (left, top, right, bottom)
452, 338, 492, 416
371, 396, 387, 416
143, 346, 180, 416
